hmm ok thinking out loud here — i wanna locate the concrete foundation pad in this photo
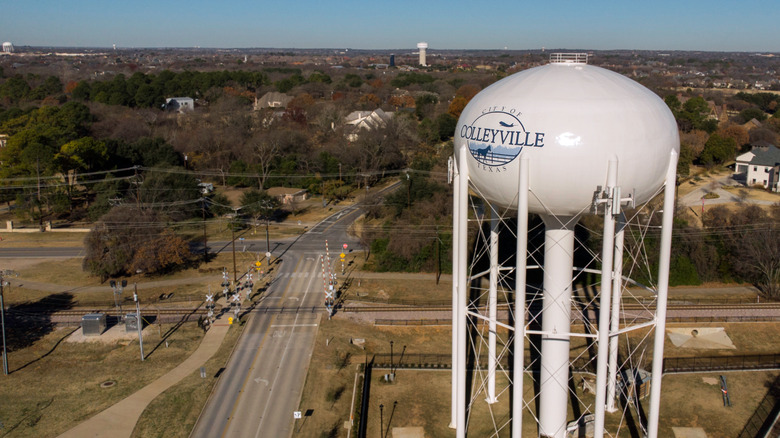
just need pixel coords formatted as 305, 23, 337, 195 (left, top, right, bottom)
672, 426, 708, 438
667, 327, 736, 349
392, 426, 425, 438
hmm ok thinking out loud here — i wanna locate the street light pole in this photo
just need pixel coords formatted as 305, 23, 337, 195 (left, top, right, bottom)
0, 277, 7, 375
134, 283, 144, 361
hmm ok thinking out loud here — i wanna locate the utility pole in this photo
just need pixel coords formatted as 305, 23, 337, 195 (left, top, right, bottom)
133, 166, 141, 209
202, 198, 208, 263
36, 156, 43, 231
231, 208, 238, 284
133, 283, 144, 361
0, 270, 18, 376
0, 274, 7, 375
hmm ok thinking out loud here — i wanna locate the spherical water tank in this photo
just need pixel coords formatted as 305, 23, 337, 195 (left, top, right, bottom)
454, 58, 679, 216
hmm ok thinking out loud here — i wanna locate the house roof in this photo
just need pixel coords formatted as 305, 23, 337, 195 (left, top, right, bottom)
745, 143, 780, 167
256, 92, 293, 108
267, 187, 307, 196
344, 108, 392, 130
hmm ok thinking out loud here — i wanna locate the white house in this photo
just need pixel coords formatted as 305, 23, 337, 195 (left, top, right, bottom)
164, 97, 194, 113
344, 108, 393, 142
735, 141, 780, 192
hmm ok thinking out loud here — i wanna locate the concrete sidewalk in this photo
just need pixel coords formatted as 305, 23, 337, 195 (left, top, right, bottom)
57, 310, 232, 438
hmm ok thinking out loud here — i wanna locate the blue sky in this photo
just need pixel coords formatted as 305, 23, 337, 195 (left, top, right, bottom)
1, 0, 778, 52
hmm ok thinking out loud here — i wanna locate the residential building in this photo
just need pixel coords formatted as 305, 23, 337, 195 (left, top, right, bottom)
163, 97, 194, 112
344, 108, 392, 141
254, 92, 293, 110
735, 141, 780, 192
267, 187, 309, 205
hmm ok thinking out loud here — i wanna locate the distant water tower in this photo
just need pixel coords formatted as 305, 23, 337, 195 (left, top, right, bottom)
2, 42, 14, 53
417, 42, 428, 67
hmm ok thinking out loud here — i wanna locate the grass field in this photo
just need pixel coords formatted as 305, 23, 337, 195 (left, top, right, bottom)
295, 313, 780, 437
131, 321, 244, 438
0, 322, 206, 437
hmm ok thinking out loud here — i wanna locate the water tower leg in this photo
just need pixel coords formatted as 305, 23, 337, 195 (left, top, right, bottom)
594, 160, 618, 436
487, 206, 499, 404
450, 155, 461, 429
647, 151, 678, 438
456, 145, 470, 438
512, 156, 529, 438
606, 213, 626, 413
538, 215, 577, 438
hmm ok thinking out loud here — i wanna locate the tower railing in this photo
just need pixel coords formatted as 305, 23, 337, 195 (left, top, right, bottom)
550, 52, 588, 64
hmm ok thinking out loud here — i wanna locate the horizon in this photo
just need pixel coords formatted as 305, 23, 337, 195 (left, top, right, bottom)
2, 0, 779, 53
5, 45, 780, 55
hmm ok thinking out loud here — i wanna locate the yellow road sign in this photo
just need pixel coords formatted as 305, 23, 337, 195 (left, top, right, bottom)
228, 317, 234, 325
340, 253, 345, 258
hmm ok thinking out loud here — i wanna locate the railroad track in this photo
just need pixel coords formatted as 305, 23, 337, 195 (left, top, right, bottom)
6, 301, 780, 322
339, 302, 780, 313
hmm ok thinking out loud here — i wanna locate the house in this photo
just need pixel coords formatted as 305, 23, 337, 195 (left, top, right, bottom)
254, 92, 293, 110
735, 142, 780, 192
163, 97, 194, 112
741, 118, 763, 131
267, 187, 309, 205
344, 108, 393, 141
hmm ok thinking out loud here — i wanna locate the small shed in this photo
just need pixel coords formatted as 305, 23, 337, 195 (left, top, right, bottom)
267, 187, 309, 205
82, 313, 107, 336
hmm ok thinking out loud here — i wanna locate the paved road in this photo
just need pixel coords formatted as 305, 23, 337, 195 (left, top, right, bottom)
190, 206, 366, 438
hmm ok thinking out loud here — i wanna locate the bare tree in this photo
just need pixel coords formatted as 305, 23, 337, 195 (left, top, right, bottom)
731, 224, 780, 299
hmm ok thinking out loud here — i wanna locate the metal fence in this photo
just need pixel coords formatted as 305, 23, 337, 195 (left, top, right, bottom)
367, 352, 780, 374
663, 354, 780, 373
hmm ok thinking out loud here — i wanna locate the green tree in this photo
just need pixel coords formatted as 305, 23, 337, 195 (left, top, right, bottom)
0, 75, 31, 102
737, 107, 768, 123
700, 133, 736, 165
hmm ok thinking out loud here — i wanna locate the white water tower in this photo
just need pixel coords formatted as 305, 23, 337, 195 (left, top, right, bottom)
2, 42, 13, 53
450, 53, 679, 437
417, 42, 428, 67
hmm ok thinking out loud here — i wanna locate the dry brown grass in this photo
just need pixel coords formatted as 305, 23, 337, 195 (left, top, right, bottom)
296, 311, 780, 437
131, 321, 244, 438
0, 323, 206, 438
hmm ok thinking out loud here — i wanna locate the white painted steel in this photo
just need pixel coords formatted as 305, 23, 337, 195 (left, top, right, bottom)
450, 154, 460, 429
487, 206, 499, 404
606, 213, 626, 413
593, 161, 618, 437
538, 216, 577, 438
456, 145, 469, 438
454, 63, 679, 215
647, 151, 679, 437
512, 156, 529, 438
